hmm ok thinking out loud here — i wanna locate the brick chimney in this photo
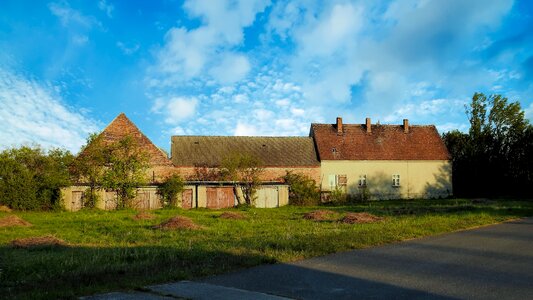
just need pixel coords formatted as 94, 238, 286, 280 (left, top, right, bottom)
336, 117, 343, 135
366, 117, 371, 134
403, 119, 409, 133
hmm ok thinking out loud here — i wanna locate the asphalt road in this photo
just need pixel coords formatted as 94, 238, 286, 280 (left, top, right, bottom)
200, 217, 533, 299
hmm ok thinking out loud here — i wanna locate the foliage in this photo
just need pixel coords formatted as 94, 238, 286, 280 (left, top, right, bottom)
100, 136, 150, 209
0, 146, 73, 210
1, 199, 531, 298
443, 93, 533, 197
70, 133, 106, 208
329, 187, 348, 204
189, 164, 220, 181
220, 153, 264, 205
157, 174, 185, 207
282, 171, 319, 206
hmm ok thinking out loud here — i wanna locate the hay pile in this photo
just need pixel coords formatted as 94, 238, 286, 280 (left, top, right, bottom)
341, 212, 382, 224
219, 212, 246, 220
303, 210, 339, 221
0, 215, 32, 227
132, 211, 156, 220
10, 235, 66, 248
0, 205, 12, 212
153, 216, 202, 230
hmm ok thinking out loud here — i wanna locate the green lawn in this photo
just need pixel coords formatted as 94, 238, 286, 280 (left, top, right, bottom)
1, 199, 532, 299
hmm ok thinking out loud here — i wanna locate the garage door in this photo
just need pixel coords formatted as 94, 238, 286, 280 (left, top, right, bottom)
71, 191, 84, 211
134, 192, 150, 210
256, 187, 279, 208
206, 187, 235, 209
182, 189, 193, 209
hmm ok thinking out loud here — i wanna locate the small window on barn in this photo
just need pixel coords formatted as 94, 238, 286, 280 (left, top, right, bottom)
359, 175, 367, 187
328, 174, 337, 188
332, 147, 337, 153
392, 174, 400, 187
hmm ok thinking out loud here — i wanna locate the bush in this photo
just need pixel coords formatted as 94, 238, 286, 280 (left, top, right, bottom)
157, 174, 184, 207
0, 146, 72, 210
283, 171, 320, 206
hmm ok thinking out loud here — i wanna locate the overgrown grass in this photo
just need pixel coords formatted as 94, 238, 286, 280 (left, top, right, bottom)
0, 199, 532, 299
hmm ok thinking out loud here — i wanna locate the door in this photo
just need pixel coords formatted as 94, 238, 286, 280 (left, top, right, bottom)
105, 191, 117, 210
134, 192, 150, 210
182, 189, 193, 209
256, 187, 279, 208
206, 187, 235, 209
71, 191, 84, 211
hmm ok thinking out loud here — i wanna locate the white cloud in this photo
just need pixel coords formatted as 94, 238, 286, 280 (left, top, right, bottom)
48, 2, 101, 29
234, 122, 259, 136
0, 67, 99, 152
98, 0, 114, 18
160, 97, 199, 124
116, 41, 140, 55
150, 0, 269, 84
525, 102, 533, 120
72, 34, 89, 45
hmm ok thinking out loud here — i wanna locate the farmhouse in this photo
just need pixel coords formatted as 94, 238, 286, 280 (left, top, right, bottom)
62, 113, 452, 211
311, 117, 452, 200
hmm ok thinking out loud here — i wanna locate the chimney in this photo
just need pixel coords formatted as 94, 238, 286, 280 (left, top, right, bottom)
403, 119, 409, 133
336, 117, 343, 135
366, 117, 371, 134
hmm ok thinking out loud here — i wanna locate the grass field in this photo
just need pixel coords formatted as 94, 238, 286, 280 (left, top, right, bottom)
1, 199, 532, 299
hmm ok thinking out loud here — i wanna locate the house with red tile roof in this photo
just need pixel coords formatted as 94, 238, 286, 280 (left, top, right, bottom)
310, 117, 452, 200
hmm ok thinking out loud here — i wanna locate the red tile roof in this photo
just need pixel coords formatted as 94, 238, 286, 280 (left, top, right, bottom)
89, 113, 173, 167
310, 122, 450, 161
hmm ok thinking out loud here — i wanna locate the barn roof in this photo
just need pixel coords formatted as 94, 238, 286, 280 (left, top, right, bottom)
171, 136, 320, 167
81, 113, 173, 167
310, 120, 450, 161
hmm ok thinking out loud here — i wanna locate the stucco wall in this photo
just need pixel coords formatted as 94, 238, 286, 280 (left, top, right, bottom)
171, 166, 320, 183
320, 160, 452, 200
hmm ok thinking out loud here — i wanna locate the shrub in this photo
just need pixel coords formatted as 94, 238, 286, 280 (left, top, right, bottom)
157, 174, 184, 207
283, 171, 320, 206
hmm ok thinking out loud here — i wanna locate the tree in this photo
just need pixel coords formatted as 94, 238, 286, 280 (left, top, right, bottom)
70, 133, 106, 208
157, 174, 184, 207
0, 146, 72, 210
220, 153, 264, 205
282, 171, 320, 206
443, 92, 532, 197
101, 136, 150, 209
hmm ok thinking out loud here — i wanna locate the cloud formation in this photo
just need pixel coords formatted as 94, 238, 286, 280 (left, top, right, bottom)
0, 67, 99, 152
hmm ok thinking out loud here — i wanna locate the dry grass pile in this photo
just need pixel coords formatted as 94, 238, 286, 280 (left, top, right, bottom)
132, 211, 156, 220
0, 215, 32, 227
341, 212, 382, 224
219, 212, 246, 220
0, 205, 12, 212
153, 215, 203, 230
10, 235, 66, 248
303, 210, 339, 221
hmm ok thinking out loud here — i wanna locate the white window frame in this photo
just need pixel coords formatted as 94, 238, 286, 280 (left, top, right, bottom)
392, 174, 400, 187
328, 174, 347, 189
359, 174, 367, 187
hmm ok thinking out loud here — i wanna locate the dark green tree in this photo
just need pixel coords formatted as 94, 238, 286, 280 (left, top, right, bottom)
157, 174, 185, 207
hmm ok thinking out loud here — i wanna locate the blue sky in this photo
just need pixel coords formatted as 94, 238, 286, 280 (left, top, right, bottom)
1, 0, 532, 153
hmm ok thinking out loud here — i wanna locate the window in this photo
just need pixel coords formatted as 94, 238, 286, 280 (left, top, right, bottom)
392, 174, 400, 187
328, 174, 347, 188
359, 175, 367, 187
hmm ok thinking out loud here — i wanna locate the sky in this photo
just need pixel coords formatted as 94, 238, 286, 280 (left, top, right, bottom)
0, 0, 532, 153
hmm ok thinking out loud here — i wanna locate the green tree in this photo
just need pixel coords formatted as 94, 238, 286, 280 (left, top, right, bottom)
0, 146, 72, 210
444, 92, 532, 197
157, 174, 184, 207
70, 133, 106, 208
282, 171, 320, 206
221, 153, 264, 205
101, 136, 150, 209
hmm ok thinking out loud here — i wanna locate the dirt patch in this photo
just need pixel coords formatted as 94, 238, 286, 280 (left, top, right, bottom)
153, 215, 203, 230
0, 215, 32, 227
219, 212, 246, 220
0, 205, 12, 212
340, 212, 382, 224
10, 235, 66, 248
132, 211, 156, 221
303, 210, 339, 221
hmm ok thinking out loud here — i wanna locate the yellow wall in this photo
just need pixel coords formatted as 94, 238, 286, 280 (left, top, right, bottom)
320, 160, 452, 200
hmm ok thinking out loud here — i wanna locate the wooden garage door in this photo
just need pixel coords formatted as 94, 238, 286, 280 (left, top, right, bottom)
206, 187, 235, 209
105, 191, 117, 210
182, 189, 193, 209
71, 191, 84, 211
134, 192, 150, 210
256, 187, 279, 208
